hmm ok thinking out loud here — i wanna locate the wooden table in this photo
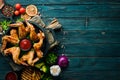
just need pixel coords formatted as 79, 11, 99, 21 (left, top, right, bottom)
0, 0, 120, 80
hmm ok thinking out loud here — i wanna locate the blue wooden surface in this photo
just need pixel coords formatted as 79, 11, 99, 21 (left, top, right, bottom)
0, 0, 120, 80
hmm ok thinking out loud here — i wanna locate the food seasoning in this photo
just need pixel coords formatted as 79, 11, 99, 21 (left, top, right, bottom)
26, 5, 38, 16
2, 5, 14, 17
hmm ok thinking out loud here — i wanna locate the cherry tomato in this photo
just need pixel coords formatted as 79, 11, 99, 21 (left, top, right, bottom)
19, 7, 25, 14
15, 3, 21, 10
14, 10, 20, 16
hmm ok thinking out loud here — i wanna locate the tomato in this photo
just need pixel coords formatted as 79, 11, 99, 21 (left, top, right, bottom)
20, 39, 31, 51
14, 10, 20, 16
19, 7, 25, 14
15, 3, 21, 10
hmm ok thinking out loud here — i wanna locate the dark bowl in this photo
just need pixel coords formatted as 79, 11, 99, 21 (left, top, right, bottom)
5, 21, 49, 56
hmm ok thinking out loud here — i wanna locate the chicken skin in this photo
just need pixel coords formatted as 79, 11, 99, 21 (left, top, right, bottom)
1, 29, 19, 52
9, 22, 30, 39
20, 50, 34, 66
33, 31, 45, 58
20, 49, 40, 66
25, 21, 38, 41
3, 47, 25, 65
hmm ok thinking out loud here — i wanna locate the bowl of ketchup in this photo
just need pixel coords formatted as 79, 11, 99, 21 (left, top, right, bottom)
19, 38, 32, 51
5, 72, 17, 80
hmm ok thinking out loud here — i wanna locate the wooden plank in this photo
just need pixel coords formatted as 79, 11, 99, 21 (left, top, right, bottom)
0, 54, 12, 70
0, 71, 10, 80
38, 5, 120, 17
60, 70, 120, 80
5, 0, 120, 5
88, 17, 120, 30
68, 57, 120, 70
43, 17, 120, 30
57, 43, 120, 57
55, 30, 120, 44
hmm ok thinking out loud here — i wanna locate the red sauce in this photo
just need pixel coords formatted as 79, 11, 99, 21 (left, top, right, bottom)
5, 72, 17, 80
20, 39, 31, 51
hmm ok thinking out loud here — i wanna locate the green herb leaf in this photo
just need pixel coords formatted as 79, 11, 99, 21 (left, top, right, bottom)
45, 53, 57, 65
0, 20, 11, 31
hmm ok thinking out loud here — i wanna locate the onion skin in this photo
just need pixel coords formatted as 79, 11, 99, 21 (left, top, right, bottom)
58, 55, 69, 67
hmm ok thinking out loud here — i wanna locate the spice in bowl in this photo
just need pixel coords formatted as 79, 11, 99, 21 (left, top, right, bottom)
2, 5, 14, 17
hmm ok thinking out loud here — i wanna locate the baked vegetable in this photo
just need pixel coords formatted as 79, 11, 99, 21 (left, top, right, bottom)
50, 65, 61, 76
35, 62, 49, 73
45, 53, 57, 65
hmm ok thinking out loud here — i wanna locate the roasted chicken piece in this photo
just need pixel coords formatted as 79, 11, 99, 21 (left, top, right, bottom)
9, 22, 30, 39
20, 49, 36, 66
33, 50, 43, 62
33, 31, 45, 59
1, 29, 19, 52
25, 21, 38, 41
3, 47, 26, 65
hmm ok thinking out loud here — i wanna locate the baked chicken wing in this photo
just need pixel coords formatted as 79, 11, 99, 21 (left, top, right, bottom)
25, 21, 38, 41
3, 47, 25, 65
33, 31, 45, 58
1, 29, 19, 52
20, 49, 35, 66
9, 22, 29, 39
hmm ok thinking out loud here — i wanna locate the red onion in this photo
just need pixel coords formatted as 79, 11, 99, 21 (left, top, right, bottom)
58, 55, 69, 67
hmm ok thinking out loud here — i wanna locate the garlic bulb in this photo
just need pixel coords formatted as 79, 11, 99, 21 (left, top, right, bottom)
50, 65, 61, 76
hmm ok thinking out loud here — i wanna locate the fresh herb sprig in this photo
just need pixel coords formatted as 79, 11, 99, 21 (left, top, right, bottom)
45, 53, 57, 65
0, 20, 11, 31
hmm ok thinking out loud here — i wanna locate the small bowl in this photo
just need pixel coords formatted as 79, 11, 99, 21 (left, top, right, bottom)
1, 4, 15, 21
19, 38, 32, 51
5, 71, 18, 80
